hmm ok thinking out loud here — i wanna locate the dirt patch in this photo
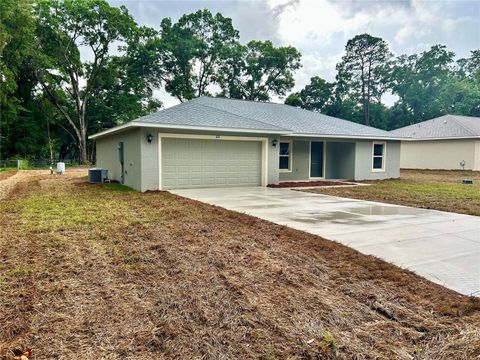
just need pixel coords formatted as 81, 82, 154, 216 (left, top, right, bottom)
0, 170, 51, 200
0, 171, 479, 359
268, 180, 352, 188
0, 170, 17, 181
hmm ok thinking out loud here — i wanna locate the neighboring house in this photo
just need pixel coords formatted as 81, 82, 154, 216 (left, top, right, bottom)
391, 114, 480, 171
89, 97, 401, 191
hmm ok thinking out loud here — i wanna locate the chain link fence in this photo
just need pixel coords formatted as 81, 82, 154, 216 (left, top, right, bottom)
0, 159, 77, 170
0, 160, 25, 170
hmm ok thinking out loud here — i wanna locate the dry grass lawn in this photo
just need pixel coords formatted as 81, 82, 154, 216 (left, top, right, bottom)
0, 170, 479, 359
0, 170, 17, 181
305, 169, 480, 216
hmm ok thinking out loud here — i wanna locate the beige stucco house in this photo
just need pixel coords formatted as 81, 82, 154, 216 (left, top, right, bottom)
90, 97, 402, 191
391, 115, 480, 171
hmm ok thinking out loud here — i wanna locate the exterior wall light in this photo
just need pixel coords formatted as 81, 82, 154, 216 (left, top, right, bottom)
272, 139, 278, 148
147, 133, 153, 143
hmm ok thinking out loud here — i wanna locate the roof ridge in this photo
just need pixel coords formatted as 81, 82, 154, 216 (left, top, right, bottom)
132, 100, 192, 122
134, 99, 289, 132
448, 115, 478, 136
391, 115, 454, 132
201, 95, 287, 107
203, 96, 392, 135
447, 114, 479, 119
212, 96, 389, 133
197, 100, 292, 131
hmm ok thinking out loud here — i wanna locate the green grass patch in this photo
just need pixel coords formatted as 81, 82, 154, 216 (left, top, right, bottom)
0, 264, 47, 286
363, 180, 480, 201
20, 191, 137, 232
306, 172, 480, 216
103, 182, 136, 193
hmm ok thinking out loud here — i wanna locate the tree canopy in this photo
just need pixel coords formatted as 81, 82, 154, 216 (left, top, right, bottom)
335, 34, 393, 126
288, 40, 479, 131
0, 1, 479, 163
217, 40, 301, 101
155, 11, 301, 102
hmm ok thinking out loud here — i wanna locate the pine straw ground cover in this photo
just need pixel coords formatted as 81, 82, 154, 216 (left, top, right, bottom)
0, 170, 479, 359
304, 169, 480, 217
0, 170, 17, 181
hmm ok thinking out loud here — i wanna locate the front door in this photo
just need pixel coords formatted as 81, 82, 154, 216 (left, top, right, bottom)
310, 141, 324, 178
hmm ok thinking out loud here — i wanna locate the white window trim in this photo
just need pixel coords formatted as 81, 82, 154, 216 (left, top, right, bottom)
279, 140, 293, 173
308, 141, 327, 179
157, 133, 268, 190
372, 141, 386, 172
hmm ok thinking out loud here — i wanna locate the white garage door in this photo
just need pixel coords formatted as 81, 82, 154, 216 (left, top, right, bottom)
161, 137, 263, 189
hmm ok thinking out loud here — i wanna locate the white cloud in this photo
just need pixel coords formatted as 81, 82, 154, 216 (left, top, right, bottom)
110, 0, 480, 108
294, 52, 342, 88
268, 0, 371, 46
263, 0, 479, 98
394, 25, 431, 44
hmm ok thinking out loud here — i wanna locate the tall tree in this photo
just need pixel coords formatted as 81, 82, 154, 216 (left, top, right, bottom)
0, 0, 36, 160
31, 0, 138, 164
454, 50, 480, 116
336, 34, 392, 126
285, 76, 334, 112
285, 76, 363, 125
217, 40, 302, 101
457, 50, 480, 79
87, 27, 162, 132
157, 10, 239, 102
390, 45, 455, 125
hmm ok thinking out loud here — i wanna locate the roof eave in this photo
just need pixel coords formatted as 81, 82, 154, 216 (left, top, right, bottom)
89, 122, 135, 139
88, 121, 290, 140
401, 135, 480, 141
286, 133, 406, 141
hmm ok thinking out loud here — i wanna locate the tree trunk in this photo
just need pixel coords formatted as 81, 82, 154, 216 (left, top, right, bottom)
79, 134, 87, 165
365, 61, 372, 127
362, 83, 369, 126
365, 101, 370, 127
78, 108, 88, 165
360, 63, 369, 126
46, 118, 53, 164
79, 97, 89, 165
364, 82, 370, 127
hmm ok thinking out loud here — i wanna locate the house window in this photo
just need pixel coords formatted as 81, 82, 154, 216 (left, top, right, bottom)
279, 141, 292, 171
372, 142, 386, 171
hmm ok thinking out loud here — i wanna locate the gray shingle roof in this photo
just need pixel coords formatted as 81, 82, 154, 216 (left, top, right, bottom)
391, 115, 480, 139
131, 96, 397, 139
133, 99, 288, 132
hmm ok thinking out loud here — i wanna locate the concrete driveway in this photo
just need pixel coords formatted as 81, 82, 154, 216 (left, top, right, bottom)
170, 187, 480, 296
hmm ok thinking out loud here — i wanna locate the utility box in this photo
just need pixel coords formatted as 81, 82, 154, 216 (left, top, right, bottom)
89, 168, 108, 184
57, 162, 65, 174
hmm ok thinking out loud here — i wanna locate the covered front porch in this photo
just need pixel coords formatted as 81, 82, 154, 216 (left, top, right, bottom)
278, 138, 357, 182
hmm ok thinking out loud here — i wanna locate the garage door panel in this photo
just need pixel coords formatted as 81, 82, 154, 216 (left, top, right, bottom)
162, 138, 262, 189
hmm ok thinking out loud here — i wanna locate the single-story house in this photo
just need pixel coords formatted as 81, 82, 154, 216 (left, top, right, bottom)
391, 114, 480, 171
89, 97, 402, 191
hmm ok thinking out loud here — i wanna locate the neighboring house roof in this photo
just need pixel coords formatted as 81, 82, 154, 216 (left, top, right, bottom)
90, 96, 401, 140
391, 114, 480, 140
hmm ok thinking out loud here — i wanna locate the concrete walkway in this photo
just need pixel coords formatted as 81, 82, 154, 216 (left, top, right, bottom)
170, 187, 480, 296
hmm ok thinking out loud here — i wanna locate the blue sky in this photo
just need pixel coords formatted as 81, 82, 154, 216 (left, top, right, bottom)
109, 0, 480, 107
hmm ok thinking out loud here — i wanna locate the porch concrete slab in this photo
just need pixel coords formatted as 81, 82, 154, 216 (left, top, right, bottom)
170, 187, 480, 296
